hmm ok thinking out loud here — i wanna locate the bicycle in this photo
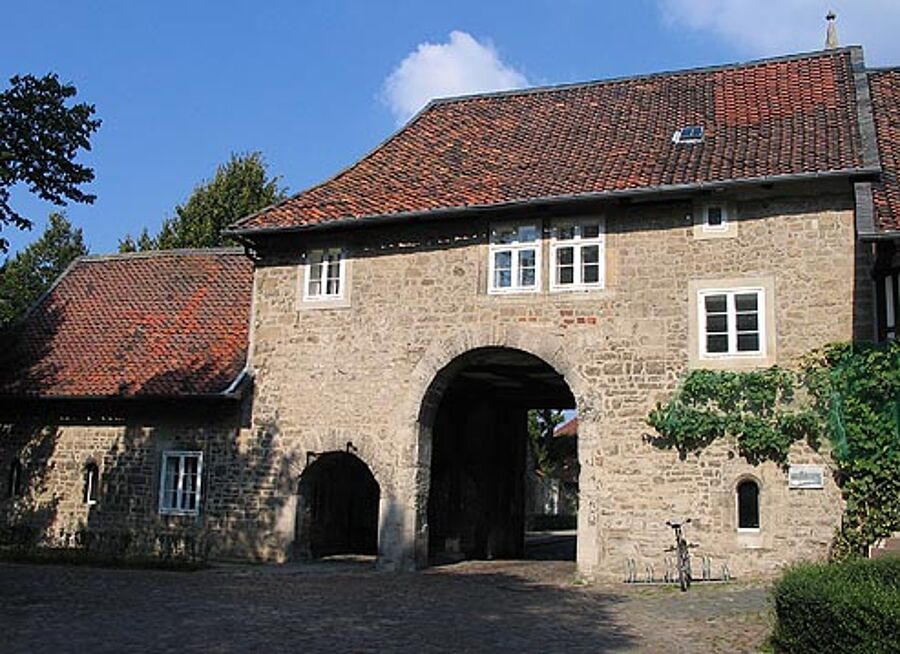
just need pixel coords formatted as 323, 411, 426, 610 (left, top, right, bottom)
666, 519, 695, 592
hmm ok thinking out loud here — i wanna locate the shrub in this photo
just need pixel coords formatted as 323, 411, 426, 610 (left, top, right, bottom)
772, 558, 900, 653
530, 514, 577, 531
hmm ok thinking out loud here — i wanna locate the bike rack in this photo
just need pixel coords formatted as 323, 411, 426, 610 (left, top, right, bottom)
623, 554, 734, 586
663, 556, 674, 583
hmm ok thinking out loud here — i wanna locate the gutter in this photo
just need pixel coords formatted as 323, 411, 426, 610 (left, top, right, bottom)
0, 370, 250, 404
221, 366, 250, 397
224, 167, 881, 240
859, 231, 900, 242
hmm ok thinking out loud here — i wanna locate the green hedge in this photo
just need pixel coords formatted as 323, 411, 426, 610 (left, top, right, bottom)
529, 514, 577, 531
772, 558, 900, 653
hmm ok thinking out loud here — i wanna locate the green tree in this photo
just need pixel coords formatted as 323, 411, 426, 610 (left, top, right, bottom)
528, 409, 566, 474
0, 74, 101, 251
120, 152, 285, 251
0, 212, 88, 327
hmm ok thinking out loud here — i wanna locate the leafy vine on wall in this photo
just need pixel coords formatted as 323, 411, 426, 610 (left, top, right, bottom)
646, 342, 900, 558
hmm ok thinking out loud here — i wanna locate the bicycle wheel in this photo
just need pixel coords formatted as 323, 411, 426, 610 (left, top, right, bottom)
678, 546, 691, 591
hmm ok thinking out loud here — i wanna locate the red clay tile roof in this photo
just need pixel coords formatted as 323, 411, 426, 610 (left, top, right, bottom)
870, 69, 900, 232
233, 48, 870, 233
0, 249, 252, 399
554, 417, 578, 438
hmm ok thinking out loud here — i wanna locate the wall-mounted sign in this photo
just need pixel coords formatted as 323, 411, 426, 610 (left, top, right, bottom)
789, 465, 825, 489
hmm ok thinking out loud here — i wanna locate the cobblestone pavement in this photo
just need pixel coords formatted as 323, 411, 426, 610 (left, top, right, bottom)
1, 559, 772, 653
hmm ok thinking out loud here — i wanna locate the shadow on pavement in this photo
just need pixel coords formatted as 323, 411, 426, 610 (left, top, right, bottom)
1, 560, 636, 653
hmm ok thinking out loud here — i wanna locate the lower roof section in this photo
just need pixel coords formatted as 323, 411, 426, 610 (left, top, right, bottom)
0, 248, 253, 399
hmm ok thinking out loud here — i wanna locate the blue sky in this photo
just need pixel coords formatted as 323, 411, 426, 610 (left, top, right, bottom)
3, 0, 898, 256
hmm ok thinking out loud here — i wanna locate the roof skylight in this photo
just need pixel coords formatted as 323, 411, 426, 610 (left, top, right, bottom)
672, 125, 704, 144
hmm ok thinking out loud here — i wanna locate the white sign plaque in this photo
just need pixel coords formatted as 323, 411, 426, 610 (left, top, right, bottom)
789, 465, 825, 489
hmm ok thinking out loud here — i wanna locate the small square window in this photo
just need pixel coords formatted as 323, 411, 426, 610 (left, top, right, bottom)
305, 248, 345, 301
701, 204, 728, 231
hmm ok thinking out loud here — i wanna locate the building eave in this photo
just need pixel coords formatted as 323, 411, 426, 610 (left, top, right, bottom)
225, 167, 880, 241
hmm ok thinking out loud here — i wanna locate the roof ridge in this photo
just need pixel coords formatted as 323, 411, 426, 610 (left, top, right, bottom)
78, 247, 245, 263
425, 46, 861, 108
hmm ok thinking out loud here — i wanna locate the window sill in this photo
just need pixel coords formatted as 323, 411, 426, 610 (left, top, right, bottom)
487, 287, 541, 296
693, 353, 774, 370
700, 351, 765, 360
159, 509, 201, 517
298, 296, 352, 310
549, 284, 606, 294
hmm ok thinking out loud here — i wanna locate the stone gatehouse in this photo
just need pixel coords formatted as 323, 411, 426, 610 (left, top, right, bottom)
3, 46, 900, 580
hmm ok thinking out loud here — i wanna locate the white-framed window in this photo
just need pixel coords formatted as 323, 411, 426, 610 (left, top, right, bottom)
550, 218, 605, 291
488, 223, 540, 294
701, 204, 728, 232
698, 288, 765, 358
304, 248, 345, 301
83, 462, 99, 506
736, 478, 760, 531
158, 451, 202, 516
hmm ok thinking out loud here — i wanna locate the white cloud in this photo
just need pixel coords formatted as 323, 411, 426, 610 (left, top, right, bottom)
381, 31, 530, 125
660, 0, 900, 65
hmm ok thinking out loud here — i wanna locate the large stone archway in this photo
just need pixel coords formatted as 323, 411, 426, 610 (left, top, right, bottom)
378, 327, 601, 576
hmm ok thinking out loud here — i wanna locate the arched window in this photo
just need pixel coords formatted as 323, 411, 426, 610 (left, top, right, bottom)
737, 479, 760, 530
83, 462, 99, 505
7, 459, 23, 498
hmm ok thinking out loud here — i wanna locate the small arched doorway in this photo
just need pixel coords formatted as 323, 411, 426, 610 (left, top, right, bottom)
295, 452, 379, 559
420, 346, 578, 564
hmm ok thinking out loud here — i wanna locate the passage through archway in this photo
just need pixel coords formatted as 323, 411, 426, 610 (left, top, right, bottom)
295, 452, 379, 560
422, 347, 578, 564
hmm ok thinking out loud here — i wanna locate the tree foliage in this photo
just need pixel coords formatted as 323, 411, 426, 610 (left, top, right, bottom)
803, 342, 900, 557
0, 212, 87, 327
0, 74, 101, 251
119, 152, 285, 251
646, 343, 900, 558
528, 409, 567, 474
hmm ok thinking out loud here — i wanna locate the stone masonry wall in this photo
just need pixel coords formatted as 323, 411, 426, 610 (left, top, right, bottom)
0, 403, 284, 561
248, 182, 872, 580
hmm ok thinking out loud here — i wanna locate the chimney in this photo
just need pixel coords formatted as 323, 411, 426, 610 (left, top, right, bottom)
825, 11, 839, 49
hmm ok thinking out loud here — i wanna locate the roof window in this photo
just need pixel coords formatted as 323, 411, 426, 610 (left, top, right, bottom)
672, 125, 704, 144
